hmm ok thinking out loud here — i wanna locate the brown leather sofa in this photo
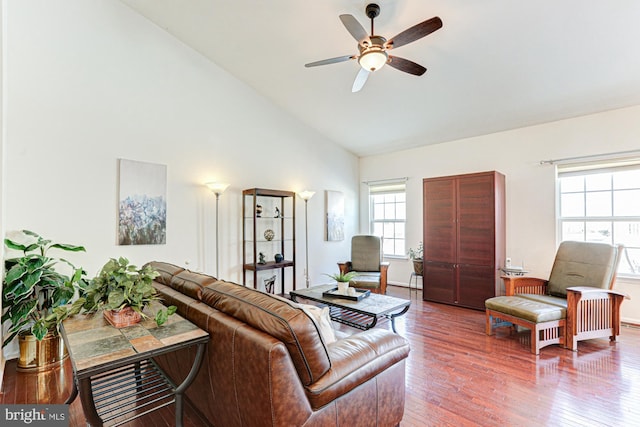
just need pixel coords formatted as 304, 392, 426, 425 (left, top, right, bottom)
145, 262, 411, 427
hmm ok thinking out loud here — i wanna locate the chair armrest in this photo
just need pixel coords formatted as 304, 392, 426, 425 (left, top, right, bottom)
502, 276, 548, 296
379, 262, 389, 294
337, 262, 352, 274
566, 286, 630, 299
565, 286, 629, 350
305, 329, 409, 409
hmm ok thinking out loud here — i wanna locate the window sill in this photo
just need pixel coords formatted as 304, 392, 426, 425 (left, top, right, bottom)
383, 255, 409, 261
615, 275, 640, 285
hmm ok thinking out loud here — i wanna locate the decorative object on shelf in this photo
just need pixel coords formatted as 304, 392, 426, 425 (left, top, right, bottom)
264, 275, 276, 293
205, 181, 230, 277
274, 253, 284, 263
407, 241, 424, 275
274, 207, 281, 218
256, 204, 263, 217
298, 190, 315, 288
79, 257, 176, 328
264, 229, 275, 241
259, 252, 267, 264
118, 159, 167, 246
325, 190, 345, 241
2, 230, 87, 371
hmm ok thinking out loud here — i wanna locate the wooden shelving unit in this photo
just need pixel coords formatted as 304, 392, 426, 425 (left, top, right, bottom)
242, 188, 296, 294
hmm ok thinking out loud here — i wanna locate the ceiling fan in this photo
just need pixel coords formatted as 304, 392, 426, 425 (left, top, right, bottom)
305, 3, 443, 92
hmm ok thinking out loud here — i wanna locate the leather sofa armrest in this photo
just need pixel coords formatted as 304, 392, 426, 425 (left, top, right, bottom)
502, 276, 548, 296
304, 329, 409, 409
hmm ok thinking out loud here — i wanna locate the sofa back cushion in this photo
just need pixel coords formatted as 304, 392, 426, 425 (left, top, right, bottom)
547, 241, 621, 297
147, 261, 216, 300
200, 282, 331, 386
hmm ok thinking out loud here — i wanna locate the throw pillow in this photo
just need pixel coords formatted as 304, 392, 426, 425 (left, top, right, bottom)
298, 304, 337, 345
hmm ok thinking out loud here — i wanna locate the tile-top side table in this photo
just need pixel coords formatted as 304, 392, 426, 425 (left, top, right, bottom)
61, 304, 208, 427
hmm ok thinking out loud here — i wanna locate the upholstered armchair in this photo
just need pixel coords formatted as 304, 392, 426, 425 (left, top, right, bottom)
486, 241, 628, 354
338, 235, 389, 294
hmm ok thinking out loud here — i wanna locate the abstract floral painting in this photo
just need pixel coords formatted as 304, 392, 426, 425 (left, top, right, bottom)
325, 190, 345, 241
118, 159, 167, 245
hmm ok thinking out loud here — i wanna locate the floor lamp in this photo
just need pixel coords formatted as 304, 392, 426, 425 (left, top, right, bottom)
206, 182, 229, 277
298, 190, 315, 288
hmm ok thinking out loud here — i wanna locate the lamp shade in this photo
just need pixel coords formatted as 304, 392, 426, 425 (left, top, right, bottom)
358, 49, 388, 72
205, 182, 230, 195
298, 190, 315, 201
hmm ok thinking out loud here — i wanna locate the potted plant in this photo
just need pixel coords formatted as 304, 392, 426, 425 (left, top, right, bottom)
2, 230, 87, 370
408, 242, 424, 275
325, 271, 359, 294
79, 257, 175, 328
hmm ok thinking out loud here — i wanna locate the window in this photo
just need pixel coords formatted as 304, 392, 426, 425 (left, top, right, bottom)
369, 180, 406, 257
558, 162, 640, 276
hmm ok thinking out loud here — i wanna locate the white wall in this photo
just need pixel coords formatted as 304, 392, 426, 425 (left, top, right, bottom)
1, 0, 360, 357
360, 105, 640, 324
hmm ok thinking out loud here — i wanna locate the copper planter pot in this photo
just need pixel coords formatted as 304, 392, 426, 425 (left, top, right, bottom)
17, 331, 68, 372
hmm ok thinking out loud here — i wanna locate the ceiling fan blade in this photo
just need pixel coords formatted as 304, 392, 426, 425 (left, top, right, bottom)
385, 17, 443, 50
351, 68, 371, 93
305, 55, 355, 68
387, 56, 427, 76
339, 14, 371, 46
352, 68, 370, 93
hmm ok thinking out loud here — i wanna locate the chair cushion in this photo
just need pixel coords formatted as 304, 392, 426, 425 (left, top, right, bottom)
350, 235, 381, 272
547, 241, 619, 297
349, 272, 381, 289
516, 294, 567, 308
485, 296, 566, 323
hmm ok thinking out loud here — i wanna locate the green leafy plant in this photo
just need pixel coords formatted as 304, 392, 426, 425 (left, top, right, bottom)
2, 230, 87, 347
80, 257, 176, 326
407, 241, 424, 260
324, 271, 359, 283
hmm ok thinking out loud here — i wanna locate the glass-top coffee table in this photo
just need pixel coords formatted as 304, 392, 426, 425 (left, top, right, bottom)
290, 284, 411, 333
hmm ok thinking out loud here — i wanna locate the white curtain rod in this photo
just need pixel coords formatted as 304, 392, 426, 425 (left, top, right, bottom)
540, 149, 640, 165
362, 177, 408, 185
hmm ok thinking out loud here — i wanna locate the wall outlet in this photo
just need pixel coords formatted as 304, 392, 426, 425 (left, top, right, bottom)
505, 257, 512, 268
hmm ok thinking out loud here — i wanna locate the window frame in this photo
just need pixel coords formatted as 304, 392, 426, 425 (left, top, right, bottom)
368, 180, 407, 258
557, 161, 640, 277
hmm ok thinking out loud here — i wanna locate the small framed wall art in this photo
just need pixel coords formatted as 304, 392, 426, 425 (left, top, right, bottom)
118, 159, 167, 245
325, 190, 345, 241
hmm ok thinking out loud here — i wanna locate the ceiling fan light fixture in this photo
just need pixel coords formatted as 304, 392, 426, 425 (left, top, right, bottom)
358, 49, 388, 72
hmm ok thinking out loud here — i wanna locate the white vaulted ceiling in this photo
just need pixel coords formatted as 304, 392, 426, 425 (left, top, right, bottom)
120, 0, 640, 156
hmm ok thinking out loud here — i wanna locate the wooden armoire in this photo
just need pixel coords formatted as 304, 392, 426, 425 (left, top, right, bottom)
422, 171, 505, 310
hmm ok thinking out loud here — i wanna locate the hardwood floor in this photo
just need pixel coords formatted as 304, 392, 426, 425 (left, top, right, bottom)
2, 285, 639, 426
